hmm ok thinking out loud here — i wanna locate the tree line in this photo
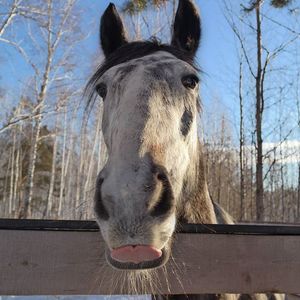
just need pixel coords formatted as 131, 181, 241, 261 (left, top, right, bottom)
0, 0, 299, 223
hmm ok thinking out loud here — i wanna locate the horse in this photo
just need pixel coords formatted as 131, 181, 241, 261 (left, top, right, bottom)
86, 1, 283, 299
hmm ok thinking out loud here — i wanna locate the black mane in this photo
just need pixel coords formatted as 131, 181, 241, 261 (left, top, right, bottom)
85, 39, 198, 108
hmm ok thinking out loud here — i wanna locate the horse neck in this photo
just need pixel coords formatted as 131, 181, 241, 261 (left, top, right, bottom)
178, 142, 217, 224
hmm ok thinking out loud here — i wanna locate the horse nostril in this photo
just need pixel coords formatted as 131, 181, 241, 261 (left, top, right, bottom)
151, 164, 168, 182
156, 172, 166, 181
94, 177, 109, 221
150, 166, 175, 218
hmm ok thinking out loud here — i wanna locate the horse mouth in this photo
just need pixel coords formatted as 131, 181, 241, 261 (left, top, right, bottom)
106, 246, 169, 270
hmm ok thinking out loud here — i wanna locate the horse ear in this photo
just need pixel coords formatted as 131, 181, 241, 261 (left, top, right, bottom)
100, 3, 128, 57
171, 0, 201, 56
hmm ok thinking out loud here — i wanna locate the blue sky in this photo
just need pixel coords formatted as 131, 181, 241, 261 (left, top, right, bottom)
0, 0, 237, 118
80, 0, 238, 106
1, 0, 299, 145
0, 1, 235, 90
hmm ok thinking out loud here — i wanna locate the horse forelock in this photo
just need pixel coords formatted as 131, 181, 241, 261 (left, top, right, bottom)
85, 39, 200, 110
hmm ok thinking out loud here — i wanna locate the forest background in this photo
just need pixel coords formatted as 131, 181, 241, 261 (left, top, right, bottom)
0, 0, 299, 223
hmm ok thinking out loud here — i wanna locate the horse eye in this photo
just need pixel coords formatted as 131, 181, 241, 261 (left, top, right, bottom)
181, 75, 199, 89
96, 83, 107, 99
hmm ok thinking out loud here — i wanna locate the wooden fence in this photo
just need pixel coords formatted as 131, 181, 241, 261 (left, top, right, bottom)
0, 219, 300, 296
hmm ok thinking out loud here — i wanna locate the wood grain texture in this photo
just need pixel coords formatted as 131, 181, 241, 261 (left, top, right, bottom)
0, 228, 299, 295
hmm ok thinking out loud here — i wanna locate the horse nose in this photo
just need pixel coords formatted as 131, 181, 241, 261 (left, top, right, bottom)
148, 164, 175, 217
94, 164, 175, 221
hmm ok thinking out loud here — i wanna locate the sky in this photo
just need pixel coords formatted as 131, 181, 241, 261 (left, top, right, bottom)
0, 0, 241, 140
0, 3, 230, 77
0, 0, 299, 146
0, 0, 236, 105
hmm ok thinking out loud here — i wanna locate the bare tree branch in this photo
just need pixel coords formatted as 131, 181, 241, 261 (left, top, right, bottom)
0, 0, 22, 37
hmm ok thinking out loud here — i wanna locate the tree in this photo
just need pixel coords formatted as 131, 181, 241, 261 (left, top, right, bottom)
270, 0, 293, 8
121, 0, 177, 40
19, 0, 77, 218
239, 58, 246, 220
224, 0, 300, 221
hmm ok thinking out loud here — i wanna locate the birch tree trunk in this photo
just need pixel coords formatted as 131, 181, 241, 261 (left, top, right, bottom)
19, 1, 53, 219
13, 121, 21, 216
217, 117, 226, 205
19, 0, 76, 218
82, 107, 102, 219
64, 104, 79, 218
3, 147, 12, 216
8, 128, 16, 215
255, 0, 265, 221
58, 107, 67, 217
239, 59, 245, 221
75, 117, 88, 219
44, 115, 59, 218
65, 130, 75, 218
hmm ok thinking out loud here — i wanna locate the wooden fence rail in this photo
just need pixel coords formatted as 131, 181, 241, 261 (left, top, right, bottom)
0, 219, 300, 295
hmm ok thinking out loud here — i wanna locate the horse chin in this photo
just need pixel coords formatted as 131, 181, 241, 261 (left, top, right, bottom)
105, 246, 170, 270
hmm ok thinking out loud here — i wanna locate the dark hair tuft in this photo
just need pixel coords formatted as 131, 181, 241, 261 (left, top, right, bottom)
85, 39, 199, 110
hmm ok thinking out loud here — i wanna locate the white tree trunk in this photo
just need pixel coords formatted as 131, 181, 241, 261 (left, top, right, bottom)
45, 116, 58, 217
58, 107, 67, 217
75, 118, 88, 219
82, 107, 102, 219
13, 122, 21, 216
8, 128, 16, 215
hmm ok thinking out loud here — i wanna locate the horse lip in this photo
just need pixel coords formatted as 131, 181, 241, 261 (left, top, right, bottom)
106, 247, 168, 270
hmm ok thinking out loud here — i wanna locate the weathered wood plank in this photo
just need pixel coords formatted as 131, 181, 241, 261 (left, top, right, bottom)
0, 224, 299, 295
